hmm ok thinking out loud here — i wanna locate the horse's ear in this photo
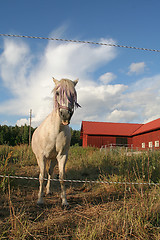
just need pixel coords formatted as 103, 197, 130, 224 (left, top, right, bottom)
52, 77, 59, 85
73, 78, 79, 86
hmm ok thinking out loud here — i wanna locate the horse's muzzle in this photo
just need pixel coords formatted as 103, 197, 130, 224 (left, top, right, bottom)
62, 120, 70, 125
59, 107, 73, 125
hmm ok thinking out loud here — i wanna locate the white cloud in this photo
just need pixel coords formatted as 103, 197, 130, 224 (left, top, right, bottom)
1, 32, 160, 128
106, 109, 138, 123
2, 39, 30, 66
114, 74, 160, 123
128, 62, 146, 75
99, 72, 116, 84
16, 118, 29, 126
72, 83, 127, 125
0, 35, 118, 128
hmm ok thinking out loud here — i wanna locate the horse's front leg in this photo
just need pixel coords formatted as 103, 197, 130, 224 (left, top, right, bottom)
57, 154, 68, 206
46, 160, 56, 195
37, 157, 46, 205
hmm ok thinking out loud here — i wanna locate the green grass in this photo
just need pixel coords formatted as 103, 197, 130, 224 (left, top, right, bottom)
0, 145, 160, 239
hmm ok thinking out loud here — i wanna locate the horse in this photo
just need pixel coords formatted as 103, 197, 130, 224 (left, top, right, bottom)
31, 77, 80, 206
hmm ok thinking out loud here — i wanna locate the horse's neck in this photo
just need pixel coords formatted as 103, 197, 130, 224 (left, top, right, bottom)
51, 108, 69, 135
51, 108, 63, 132
51, 108, 60, 123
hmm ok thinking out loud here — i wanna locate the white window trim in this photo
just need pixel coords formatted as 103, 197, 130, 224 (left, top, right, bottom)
149, 141, 153, 148
155, 140, 159, 148
142, 142, 145, 148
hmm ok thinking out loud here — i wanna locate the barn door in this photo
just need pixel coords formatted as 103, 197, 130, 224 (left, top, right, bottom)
116, 137, 128, 147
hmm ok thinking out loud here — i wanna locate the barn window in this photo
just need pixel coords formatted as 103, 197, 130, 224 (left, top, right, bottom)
155, 141, 159, 148
142, 142, 145, 148
149, 142, 153, 148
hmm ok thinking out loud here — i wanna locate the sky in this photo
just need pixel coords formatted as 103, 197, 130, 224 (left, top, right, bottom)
1, 0, 160, 129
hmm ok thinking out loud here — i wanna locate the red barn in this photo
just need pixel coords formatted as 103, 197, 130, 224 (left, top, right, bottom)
80, 118, 160, 150
132, 118, 160, 149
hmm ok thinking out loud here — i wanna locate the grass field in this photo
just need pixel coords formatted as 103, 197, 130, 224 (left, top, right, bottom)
0, 145, 160, 239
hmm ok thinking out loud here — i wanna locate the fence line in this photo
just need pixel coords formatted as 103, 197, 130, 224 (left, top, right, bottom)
0, 174, 159, 186
0, 33, 160, 53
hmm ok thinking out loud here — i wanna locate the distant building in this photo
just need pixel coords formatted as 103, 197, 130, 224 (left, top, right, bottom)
80, 118, 160, 150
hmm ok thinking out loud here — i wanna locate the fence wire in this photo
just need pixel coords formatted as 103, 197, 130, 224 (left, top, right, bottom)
0, 33, 160, 53
0, 174, 159, 186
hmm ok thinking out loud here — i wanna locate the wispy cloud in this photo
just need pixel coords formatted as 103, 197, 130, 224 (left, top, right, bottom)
128, 62, 146, 75
99, 72, 116, 84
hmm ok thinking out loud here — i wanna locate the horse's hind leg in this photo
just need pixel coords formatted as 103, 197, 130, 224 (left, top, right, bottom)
46, 160, 56, 195
37, 157, 46, 205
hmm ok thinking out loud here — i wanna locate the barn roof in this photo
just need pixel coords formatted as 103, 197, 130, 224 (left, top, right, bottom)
81, 121, 143, 137
133, 118, 160, 135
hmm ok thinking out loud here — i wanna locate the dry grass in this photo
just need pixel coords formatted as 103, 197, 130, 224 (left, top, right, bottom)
0, 145, 160, 239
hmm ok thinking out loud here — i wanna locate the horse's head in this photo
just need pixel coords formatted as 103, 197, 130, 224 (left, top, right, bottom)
53, 77, 81, 125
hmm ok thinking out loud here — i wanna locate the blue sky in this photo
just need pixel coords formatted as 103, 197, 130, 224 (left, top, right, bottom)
1, 0, 160, 129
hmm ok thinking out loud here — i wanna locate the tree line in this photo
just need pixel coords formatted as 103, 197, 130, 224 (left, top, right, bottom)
0, 125, 82, 146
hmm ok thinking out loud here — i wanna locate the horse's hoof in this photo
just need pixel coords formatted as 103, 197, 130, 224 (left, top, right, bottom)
62, 204, 70, 210
37, 199, 44, 206
46, 191, 53, 196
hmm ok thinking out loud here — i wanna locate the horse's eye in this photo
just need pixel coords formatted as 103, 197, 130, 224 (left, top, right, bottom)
56, 92, 59, 96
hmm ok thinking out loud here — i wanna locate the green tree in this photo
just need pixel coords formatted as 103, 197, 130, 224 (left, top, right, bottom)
22, 124, 29, 144
0, 124, 81, 146
70, 129, 82, 146
0, 126, 3, 144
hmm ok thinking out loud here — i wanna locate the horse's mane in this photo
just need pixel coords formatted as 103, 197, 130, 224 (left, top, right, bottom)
53, 79, 81, 109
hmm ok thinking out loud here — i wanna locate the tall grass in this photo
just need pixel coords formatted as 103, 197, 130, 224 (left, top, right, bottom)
0, 145, 36, 191
0, 145, 160, 239
67, 146, 160, 185
0, 144, 36, 168
1, 145, 160, 184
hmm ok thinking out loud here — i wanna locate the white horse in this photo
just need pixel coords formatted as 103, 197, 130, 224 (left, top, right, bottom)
32, 77, 80, 206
